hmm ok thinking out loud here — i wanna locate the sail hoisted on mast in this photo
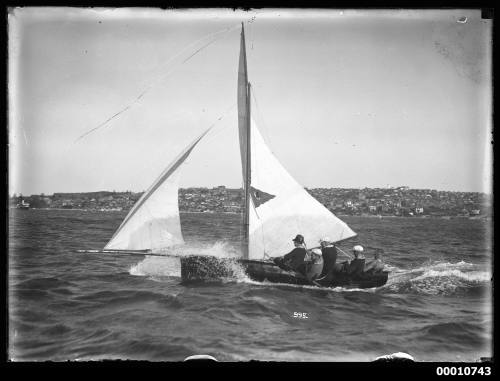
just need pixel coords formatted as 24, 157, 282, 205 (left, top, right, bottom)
236, 23, 356, 259
238, 23, 251, 259
238, 23, 250, 184
104, 128, 211, 252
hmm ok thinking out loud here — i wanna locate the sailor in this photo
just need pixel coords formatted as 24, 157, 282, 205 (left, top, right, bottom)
306, 248, 324, 280
275, 234, 308, 275
364, 252, 385, 273
347, 245, 366, 276
318, 237, 338, 278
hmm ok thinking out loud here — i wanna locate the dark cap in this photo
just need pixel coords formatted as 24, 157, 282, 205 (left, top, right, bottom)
292, 234, 304, 244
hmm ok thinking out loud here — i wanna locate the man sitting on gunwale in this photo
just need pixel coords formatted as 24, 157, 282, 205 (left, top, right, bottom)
364, 252, 385, 273
274, 234, 308, 275
347, 245, 366, 276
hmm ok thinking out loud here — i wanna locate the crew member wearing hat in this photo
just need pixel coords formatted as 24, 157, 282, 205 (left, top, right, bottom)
318, 237, 338, 279
347, 245, 366, 276
352, 245, 365, 259
275, 234, 308, 275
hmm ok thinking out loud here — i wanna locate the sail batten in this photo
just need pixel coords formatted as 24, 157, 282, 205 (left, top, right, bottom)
104, 127, 211, 251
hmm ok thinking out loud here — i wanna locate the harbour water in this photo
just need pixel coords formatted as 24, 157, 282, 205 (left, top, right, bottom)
8, 209, 492, 361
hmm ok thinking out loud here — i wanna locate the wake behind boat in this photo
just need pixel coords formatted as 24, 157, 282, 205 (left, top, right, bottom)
81, 23, 389, 290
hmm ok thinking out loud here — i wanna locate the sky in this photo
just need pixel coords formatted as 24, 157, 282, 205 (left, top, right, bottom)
8, 8, 492, 196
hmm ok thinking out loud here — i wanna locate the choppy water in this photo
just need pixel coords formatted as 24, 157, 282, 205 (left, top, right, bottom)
8, 210, 492, 361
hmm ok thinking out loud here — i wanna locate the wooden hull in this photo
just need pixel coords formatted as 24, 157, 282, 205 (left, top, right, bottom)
180, 255, 389, 289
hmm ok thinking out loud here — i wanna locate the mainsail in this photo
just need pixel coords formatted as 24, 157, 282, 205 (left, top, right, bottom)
104, 128, 211, 251
236, 24, 356, 260
247, 120, 357, 259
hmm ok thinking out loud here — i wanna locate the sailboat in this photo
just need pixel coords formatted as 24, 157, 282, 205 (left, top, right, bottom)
87, 24, 389, 289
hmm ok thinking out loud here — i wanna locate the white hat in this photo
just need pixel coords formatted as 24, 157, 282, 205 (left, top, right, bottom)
311, 248, 322, 255
353, 245, 364, 252
319, 237, 331, 243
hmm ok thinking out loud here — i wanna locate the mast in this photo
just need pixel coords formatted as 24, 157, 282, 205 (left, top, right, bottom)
238, 22, 251, 259
244, 82, 251, 259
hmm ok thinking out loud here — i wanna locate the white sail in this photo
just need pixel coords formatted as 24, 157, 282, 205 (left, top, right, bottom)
104, 128, 211, 251
247, 120, 356, 260
237, 24, 251, 259
237, 23, 250, 187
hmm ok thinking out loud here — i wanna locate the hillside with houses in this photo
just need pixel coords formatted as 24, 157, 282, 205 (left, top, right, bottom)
9, 186, 491, 218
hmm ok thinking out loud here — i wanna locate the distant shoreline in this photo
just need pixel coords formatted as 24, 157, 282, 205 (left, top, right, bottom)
11, 187, 490, 219
9, 207, 491, 220
10, 208, 242, 215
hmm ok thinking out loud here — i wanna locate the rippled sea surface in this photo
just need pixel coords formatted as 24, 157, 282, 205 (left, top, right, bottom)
8, 209, 492, 361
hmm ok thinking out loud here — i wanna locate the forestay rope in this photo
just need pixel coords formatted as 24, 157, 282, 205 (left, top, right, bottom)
73, 22, 244, 143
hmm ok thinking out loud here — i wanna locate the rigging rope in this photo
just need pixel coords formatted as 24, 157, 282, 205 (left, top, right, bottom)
336, 246, 354, 260
73, 23, 241, 144
250, 84, 274, 153
200, 103, 237, 145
